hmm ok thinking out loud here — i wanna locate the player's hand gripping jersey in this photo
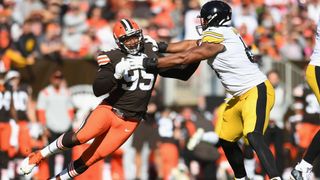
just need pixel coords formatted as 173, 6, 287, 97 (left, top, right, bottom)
202, 26, 267, 96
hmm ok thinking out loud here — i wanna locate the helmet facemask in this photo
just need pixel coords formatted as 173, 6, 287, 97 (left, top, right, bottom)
196, 15, 211, 35
115, 29, 144, 55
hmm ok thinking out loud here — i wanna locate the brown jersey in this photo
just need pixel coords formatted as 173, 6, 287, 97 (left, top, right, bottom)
94, 43, 200, 119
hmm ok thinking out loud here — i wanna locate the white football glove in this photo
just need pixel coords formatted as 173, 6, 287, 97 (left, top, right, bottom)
144, 35, 159, 51
126, 54, 146, 70
114, 58, 130, 79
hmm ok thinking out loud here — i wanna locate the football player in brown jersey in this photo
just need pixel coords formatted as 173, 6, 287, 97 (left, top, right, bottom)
19, 18, 200, 179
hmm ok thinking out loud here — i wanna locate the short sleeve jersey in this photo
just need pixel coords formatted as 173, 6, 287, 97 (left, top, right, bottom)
202, 26, 267, 96
101, 43, 159, 116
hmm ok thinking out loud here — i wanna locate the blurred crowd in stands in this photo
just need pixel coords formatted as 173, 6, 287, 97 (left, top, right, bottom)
0, 0, 319, 69
1, 0, 320, 179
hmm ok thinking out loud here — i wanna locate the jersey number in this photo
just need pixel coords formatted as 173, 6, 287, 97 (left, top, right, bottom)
13, 91, 28, 111
238, 36, 255, 62
0, 92, 11, 111
122, 69, 155, 91
233, 28, 255, 63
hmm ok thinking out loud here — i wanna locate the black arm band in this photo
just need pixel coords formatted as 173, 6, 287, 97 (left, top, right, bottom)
157, 41, 168, 53
143, 58, 158, 71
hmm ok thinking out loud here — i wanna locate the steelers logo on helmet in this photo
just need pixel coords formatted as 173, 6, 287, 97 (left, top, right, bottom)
113, 19, 144, 55
196, 1, 232, 35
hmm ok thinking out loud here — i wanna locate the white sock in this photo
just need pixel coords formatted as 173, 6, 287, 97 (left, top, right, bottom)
53, 168, 72, 180
244, 158, 255, 178
296, 159, 313, 172
270, 177, 281, 180
235, 177, 246, 180
53, 162, 79, 180
40, 134, 67, 158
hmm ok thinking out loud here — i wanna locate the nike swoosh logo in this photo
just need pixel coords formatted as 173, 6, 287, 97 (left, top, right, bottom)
124, 129, 131, 133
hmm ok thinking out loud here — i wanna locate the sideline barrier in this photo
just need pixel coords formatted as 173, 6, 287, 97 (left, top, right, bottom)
17, 59, 98, 98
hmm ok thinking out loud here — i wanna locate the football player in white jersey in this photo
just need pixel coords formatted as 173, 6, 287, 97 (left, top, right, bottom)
290, 18, 320, 180
126, 1, 281, 179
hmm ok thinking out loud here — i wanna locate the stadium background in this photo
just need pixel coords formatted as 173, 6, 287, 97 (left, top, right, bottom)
1, 0, 320, 179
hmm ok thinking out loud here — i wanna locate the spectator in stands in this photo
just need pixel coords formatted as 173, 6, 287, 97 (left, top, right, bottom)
11, 0, 44, 24
280, 33, 304, 61
289, 77, 320, 178
16, 19, 38, 64
186, 107, 220, 180
62, 1, 88, 59
183, 0, 200, 40
0, 72, 17, 180
39, 21, 63, 64
36, 70, 74, 177
0, 23, 12, 72
132, 88, 162, 180
156, 109, 182, 180
0, 21, 36, 73
87, 5, 108, 31
15, 19, 40, 82
233, 3, 258, 36
265, 70, 288, 176
5, 70, 35, 158
169, 0, 184, 41
307, 0, 320, 23
42, 1, 62, 24
4, 70, 36, 179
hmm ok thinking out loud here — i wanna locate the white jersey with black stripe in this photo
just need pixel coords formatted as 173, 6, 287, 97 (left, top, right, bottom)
310, 19, 320, 66
202, 26, 267, 96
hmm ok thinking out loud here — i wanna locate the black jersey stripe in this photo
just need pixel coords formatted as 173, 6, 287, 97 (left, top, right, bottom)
254, 82, 267, 133
315, 66, 320, 94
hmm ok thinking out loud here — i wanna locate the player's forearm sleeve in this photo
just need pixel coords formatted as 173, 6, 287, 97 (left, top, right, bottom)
158, 62, 200, 81
93, 66, 117, 97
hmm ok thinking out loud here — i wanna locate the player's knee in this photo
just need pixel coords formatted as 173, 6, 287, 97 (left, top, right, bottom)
74, 158, 89, 175
62, 131, 81, 148
247, 131, 264, 148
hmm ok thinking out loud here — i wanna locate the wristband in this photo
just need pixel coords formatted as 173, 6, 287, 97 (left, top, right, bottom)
143, 58, 158, 71
157, 42, 168, 53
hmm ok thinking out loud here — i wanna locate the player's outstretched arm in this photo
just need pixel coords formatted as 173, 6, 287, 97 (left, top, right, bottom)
162, 40, 200, 53
151, 42, 225, 68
